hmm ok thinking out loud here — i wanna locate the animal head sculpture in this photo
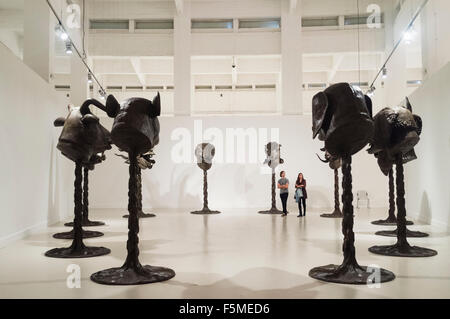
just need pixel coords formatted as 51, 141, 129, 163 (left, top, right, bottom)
312, 83, 374, 157
105, 93, 161, 155
367, 97, 422, 175
195, 143, 215, 171
263, 142, 284, 169
54, 99, 112, 165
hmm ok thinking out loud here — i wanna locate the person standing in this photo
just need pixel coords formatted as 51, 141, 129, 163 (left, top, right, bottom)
277, 171, 289, 216
295, 173, 308, 217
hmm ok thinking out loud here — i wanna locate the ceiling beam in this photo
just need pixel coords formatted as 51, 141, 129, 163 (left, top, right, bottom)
174, 0, 184, 15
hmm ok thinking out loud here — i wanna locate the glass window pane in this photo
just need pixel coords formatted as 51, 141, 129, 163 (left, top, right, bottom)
239, 19, 280, 29
192, 19, 233, 29
90, 20, 129, 30
135, 20, 174, 30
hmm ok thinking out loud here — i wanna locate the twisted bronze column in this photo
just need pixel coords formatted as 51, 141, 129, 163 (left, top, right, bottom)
123, 166, 156, 218
369, 156, 437, 257
91, 153, 175, 284
321, 168, 343, 218
258, 168, 283, 214
310, 155, 395, 284
45, 162, 110, 258
191, 169, 220, 214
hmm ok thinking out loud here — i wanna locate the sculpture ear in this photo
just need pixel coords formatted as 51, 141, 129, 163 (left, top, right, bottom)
405, 97, 413, 112
81, 114, 99, 125
364, 95, 373, 118
403, 148, 417, 163
54, 117, 66, 127
312, 92, 329, 139
106, 95, 120, 118
149, 92, 161, 117
414, 114, 422, 135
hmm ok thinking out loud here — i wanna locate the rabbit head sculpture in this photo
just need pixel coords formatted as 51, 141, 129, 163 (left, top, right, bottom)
263, 142, 284, 169
195, 143, 215, 171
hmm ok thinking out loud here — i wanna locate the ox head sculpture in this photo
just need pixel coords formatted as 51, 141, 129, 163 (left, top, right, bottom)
312, 83, 374, 157
105, 94, 161, 155
367, 97, 422, 175
54, 99, 112, 165
317, 148, 342, 170
195, 143, 215, 171
263, 142, 284, 169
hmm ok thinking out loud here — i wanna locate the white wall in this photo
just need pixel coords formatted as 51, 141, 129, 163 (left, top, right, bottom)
0, 43, 73, 247
89, 114, 388, 211
405, 61, 450, 229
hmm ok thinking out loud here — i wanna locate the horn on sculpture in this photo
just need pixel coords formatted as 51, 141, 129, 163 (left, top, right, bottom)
149, 92, 161, 117
80, 99, 108, 116
316, 153, 329, 163
405, 97, 412, 112
105, 95, 120, 118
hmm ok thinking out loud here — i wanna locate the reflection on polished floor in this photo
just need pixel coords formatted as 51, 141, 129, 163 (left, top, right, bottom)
0, 207, 449, 299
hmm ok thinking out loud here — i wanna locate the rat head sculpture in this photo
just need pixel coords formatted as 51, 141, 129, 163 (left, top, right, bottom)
263, 142, 284, 169
195, 143, 215, 171
105, 93, 161, 154
312, 83, 374, 157
54, 99, 112, 165
367, 98, 422, 175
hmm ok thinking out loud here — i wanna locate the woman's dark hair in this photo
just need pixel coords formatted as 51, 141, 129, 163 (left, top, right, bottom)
280, 171, 285, 177
296, 173, 305, 185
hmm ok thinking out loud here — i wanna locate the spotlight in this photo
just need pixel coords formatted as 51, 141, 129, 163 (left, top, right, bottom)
382, 67, 388, 79
65, 41, 73, 54
87, 73, 93, 84
403, 27, 416, 44
367, 86, 376, 97
99, 89, 106, 100
55, 24, 68, 41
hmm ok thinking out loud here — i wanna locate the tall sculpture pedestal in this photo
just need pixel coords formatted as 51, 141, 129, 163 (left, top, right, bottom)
309, 156, 395, 284
375, 228, 428, 238
53, 229, 103, 239
321, 169, 343, 218
258, 170, 283, 215
191, 170, 221, 215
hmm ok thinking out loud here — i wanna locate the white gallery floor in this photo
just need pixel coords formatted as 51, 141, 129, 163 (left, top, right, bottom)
0, 207, 449, 299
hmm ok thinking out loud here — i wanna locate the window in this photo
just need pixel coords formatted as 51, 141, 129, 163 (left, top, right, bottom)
90, 20, 129, 30
344, 15, 383, 26
146, 86, 165, 90
302, 17, 339, 27
238, 18, 280, 29
191, 19, 233, 29
135, 20, 174, 30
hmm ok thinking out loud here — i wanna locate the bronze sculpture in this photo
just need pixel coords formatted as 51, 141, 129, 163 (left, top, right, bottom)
317, 150, 343, 218
46, 101, 112, 258
371, 168, 413, 226
191, 143, 221, 215
309, 83, 395, 284
258, 142, 284, 215
91, 94, 175, 285
117, 152, 157, 218
368, 99, 437, 257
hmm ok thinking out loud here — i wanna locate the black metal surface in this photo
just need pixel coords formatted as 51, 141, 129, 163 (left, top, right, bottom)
53, 229, 104, 239
91, 265, 175, 285
258, 170, 283, 215
309, 264, 395, 284
375, 228, 428, 238
191, 168, 221, 215
321, 168, 343, 218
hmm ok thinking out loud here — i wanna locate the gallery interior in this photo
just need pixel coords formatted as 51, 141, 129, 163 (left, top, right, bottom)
0, 0, 449, 299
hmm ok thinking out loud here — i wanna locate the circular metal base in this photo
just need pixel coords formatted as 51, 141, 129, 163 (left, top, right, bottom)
65, 220, 105, 227
258, 208, 283, 215
91, 265, 176, 285
53, 229, 104, 239
375, 228, 429, 238
123, 212, 156, 218
369, 244, 438, 257
45, 246, 111, 258
191, 209, 221, 215
371, 218, 413, 226
309, 264, 395, 285
320, 209, 343, 218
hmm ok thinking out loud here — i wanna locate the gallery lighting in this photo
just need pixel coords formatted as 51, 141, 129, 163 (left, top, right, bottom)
382, 67, 388, 79
55, 23, 68, 41
367, 86, 376, 98
87, 73, 93, 84
403, 27, 416, 45
65, 41, 73, 54
99, 89, 107, 100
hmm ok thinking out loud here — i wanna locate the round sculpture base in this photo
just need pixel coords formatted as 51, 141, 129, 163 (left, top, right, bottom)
258, 208, 283, 215
320, 209, 343, 218
371, 218, 413, 226
53, 229, 104, 239
65, 220, 105, 227
123, 212, 156, 218
45, 246, 110, 258
91, 265, 176, 285
369, 244, 437, 258
309, 264, 395, 285
191, 209, 221, 215
375, 228, 429, 238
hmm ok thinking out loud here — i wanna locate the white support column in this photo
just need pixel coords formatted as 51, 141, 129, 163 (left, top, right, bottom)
23, 0, 54, 82
70, 55, 88, 107
173, 0, 192, 116
281, 0, 303, 115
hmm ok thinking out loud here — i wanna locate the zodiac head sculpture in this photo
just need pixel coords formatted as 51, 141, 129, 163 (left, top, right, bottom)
195, 143, 215, 171
368, 98, 422, 175
54, 100, 112, 165
312, 83, 374, 157
263, 142, 284, 169
105, 94, 161, 155
317, 148, 342, 170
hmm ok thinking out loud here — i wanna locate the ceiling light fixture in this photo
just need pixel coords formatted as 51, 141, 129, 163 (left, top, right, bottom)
65, 41, 73, 54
